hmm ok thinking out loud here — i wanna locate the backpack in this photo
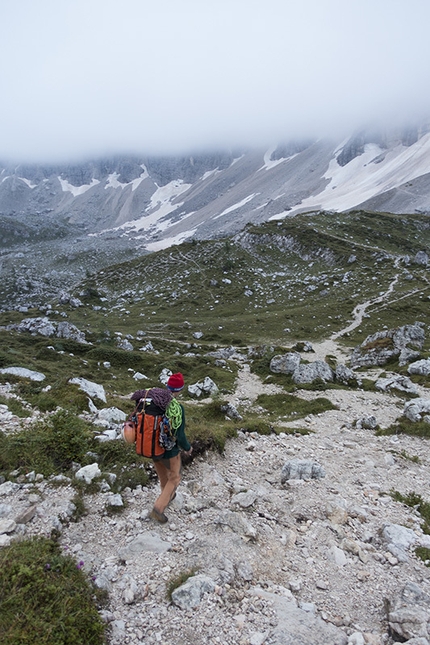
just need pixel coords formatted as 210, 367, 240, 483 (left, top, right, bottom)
134, 394, 177, 458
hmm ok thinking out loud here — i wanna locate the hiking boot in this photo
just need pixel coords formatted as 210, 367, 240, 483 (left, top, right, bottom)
149, 508, 168, 524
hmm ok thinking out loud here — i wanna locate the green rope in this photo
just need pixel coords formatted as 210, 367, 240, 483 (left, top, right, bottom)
165, 399, 182, 431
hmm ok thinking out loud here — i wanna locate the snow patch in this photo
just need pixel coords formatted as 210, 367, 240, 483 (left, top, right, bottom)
282, 133, 430, 215
214, 193, 260, 219
201, 168, 220, 181
58, 177, 100, 196
144, 228, 198, 251
105, 166, 147, 191
259, 146, 293, 171
19, 177, 37, 189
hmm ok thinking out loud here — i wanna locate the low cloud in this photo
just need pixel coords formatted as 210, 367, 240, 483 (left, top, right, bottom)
1, 0, 429, 162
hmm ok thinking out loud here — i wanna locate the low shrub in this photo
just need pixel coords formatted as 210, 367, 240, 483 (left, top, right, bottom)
377, 418, 430, 438
0, 537, 106, 645
0, 410, 93, 479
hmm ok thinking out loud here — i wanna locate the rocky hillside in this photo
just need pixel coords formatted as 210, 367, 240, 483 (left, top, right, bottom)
1, 329, 430, 645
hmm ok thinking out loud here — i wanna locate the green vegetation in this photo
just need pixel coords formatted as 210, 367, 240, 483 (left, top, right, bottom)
0, 410, 94, 479
390, 490, 430, 535
377, 418, 430, 439
254, 392, 337, 420
0, 537, 106, 645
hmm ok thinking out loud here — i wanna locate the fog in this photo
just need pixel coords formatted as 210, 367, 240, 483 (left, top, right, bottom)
1, 0, 429, 162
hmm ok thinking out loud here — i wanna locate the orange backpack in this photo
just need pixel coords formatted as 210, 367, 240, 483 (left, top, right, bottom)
135, 409, 165, 459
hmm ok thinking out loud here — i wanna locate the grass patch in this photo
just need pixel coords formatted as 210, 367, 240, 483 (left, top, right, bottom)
415, 546, 430, 566
0, 410, 94, 480
0, 536, 106, 645
0, 394, 31, 418
390, 490, 430, 534
377, 418, 430, 438
185, 400, 238, 452
254, 392, 337, 420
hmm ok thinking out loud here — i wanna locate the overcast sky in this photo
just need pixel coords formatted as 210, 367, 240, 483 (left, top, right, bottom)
1, 0, 429, 162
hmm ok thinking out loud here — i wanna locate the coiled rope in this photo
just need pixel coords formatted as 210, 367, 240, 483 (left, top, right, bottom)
165, 399, 182, 430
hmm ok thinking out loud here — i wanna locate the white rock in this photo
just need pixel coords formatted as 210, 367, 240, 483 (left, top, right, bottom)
75, 463, 101, 484
69, 377, 107, 402
0, 367, 46, 381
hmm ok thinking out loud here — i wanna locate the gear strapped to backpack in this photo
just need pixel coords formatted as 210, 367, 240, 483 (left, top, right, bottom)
135, 391, 177, 458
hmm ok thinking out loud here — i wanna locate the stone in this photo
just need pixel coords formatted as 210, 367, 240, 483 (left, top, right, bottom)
0, 518, 16, 534
171, 574, 215, 609
375, 375, 418, 395
188, 377, 219, 397
75, 463, 101, 484
215, 510, 257, 539
96, 407, 126, 424
350, 322, 425, 368
281, 459, 326, 482
408, 359, 430, 376
404, 399, 430, 423
270, 352, 301, 374
249, 587, 348, 645
231, 490, 257, 508
0, 367, 46, 381
69, 377, 107, 403
355, 416, 378, 430
335, 364, 359, 385
387, 583, 430, 641
15, 504, 37, 524
118, 532, 172, 560
292, 361, 334, 384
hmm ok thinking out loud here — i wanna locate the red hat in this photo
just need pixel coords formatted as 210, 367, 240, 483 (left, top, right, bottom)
167, 372, 185, 391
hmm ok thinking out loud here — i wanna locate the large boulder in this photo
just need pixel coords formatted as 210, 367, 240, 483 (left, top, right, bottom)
270, 352, 301, 374
281, 459, 326, 482
404, 398, 430, 423
408, 359, 430, 377
375, 375, 418, 395
188, 377, 218, 397
0, 367, 46, 382
350, 322, 425, 368
292, 361, 334, 385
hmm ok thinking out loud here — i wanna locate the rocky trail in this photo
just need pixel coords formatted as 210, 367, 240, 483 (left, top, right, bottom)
1, 337, 430, 645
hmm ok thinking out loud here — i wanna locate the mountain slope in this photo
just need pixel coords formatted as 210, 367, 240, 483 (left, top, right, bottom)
1, 123, 430, 257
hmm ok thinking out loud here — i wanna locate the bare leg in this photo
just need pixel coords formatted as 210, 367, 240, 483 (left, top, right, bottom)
152, 455, 181, 514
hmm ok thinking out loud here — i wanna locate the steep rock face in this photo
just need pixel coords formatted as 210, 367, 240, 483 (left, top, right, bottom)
1, 121, 430, 251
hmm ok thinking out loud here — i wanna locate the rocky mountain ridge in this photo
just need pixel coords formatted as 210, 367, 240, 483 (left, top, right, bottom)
1, 122, 430, 256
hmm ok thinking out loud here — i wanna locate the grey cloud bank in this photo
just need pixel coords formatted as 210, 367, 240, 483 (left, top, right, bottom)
1, 0, 429, 162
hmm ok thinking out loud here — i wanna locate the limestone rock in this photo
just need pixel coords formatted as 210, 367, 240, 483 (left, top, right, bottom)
0, 367, 46, 381
408, 359, 430, 377
69, 377, 107, 402
171, 574, 215, 609
118, 533, 172, 560
350, 322, 425, 368
375, 375, 418, 395
292, 360, 334, 384
270, 352, 301, 374
404, 399, 430, 423
75, 463, 101, 484
387, 583, 430, 641
281, 459, 326, 482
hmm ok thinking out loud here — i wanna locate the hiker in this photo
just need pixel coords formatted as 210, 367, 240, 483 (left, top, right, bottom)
131, 372, 192, 524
